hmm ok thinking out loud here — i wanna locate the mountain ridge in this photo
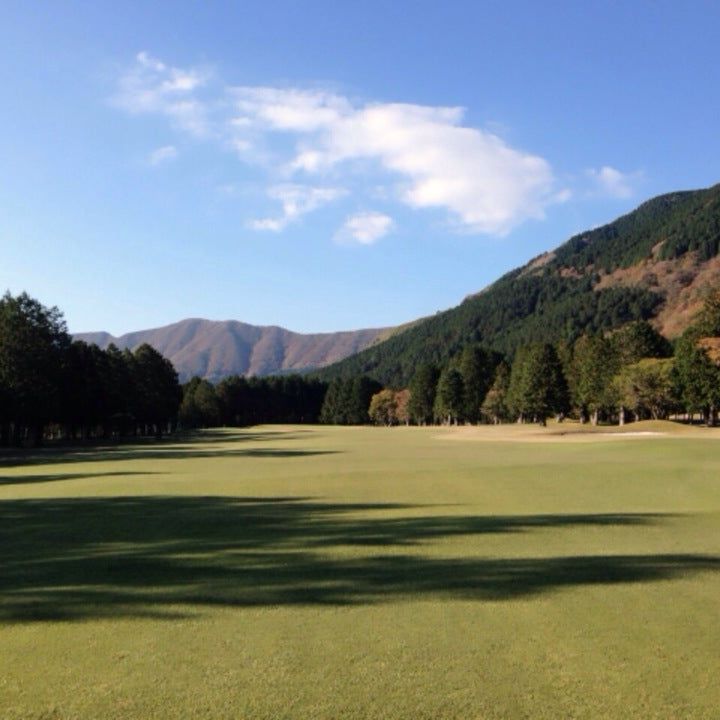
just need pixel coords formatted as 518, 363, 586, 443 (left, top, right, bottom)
317, 182, 720, 386
75, 317, 391, 382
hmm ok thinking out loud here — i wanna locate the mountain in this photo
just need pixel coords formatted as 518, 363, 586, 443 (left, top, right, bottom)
75, 318, 390, 382
318, 182, 720, 386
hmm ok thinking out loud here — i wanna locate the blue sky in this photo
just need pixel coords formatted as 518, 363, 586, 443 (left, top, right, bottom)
2, 1, 719, 335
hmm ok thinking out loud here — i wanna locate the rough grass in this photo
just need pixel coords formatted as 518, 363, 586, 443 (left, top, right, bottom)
1, 424, 720, 719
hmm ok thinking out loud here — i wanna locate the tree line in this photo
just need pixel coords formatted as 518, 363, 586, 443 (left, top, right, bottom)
165, 290, 720, 430
6, 290, 720, 442
179, 374, 327, 428
365, 293, 720, 428
0, 292, 181, 446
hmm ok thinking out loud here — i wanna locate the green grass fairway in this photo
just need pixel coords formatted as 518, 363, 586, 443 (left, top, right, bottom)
2, 425, 720, 719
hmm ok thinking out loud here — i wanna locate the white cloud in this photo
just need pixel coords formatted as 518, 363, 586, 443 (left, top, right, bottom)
148, 144, 178, 165
232, 87, 352, 132
335, 212, 394, 245
230, 88, 561, 235
249, 184, 347, 231
113, 52, 211, 136
587, 166, 641, 199
114, 54, 568, 237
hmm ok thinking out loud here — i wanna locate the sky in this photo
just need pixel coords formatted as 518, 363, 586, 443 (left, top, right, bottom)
2, 1, 719, 336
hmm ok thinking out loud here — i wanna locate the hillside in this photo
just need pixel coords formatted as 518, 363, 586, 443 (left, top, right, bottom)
75, 318, 389, 382
319, 182, 720, 386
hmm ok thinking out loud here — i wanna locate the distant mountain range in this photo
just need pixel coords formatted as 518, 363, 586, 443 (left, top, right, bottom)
76, 319, 392, 382
79, 182, 720, 386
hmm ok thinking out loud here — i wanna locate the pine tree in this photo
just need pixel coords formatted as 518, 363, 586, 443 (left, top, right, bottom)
0, 292, 70, 445
507, 344, 568, 425
408, 364, 439, 425
570, 334, 618, 424
673, 336, 720, 424
434, 367, 465, 425
459, 345, 499, 424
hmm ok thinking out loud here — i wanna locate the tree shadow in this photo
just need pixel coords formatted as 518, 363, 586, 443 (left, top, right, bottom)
0, 471, 166, 487
0, 428, 324, 469
182, 429, 318, 443
0, 446, 339, 469
1, 496, 715, 622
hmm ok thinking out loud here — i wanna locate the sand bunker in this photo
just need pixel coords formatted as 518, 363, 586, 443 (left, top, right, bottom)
434, 421, 718, 443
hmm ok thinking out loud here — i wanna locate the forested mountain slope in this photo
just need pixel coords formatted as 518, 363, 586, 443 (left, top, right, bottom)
76, 318, 388, 382
319, 183, 720, 386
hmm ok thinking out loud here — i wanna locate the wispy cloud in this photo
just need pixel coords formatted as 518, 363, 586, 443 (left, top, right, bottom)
113, 51, 211, 136
335, 212, 394, 245
114, 53, 579, 238
148, 144, 178, 166
249, 184, 347, 232
587, 166, 642, 199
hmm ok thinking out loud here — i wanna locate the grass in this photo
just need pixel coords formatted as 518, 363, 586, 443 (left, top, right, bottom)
1, 424, 720, 719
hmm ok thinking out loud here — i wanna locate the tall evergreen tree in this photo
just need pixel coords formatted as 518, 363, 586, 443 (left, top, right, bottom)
0, 292, 70, 445
407, 364, 439, 425
569, 334, 618, 424
320, 378, 345, 424
179, 377, 222, 428
434, 367, 465, 425
345, 376, 382, 424
130, 343, 182, 436
673, 335, 720, 424
507, 344, 568, 425
459, 345, 499, 423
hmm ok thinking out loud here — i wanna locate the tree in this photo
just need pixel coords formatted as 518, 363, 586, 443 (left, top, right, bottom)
611, 358, 676, 422
180, 377, 222, 428
408, 364, 439, 425
0, 292, 70, 445
569, 334, 617, 424
694, 288, 720, 338
507, 344, 568, 425
481, 362, 510, 424
320, 376, 380, 425
673, 335, 720, 424
319, 378, 348, 424
394, 388, 410, 426
60, 340, 112, 440
102, 343, 135, 436
346, 376, 382, 424
609, 321, 672, 366
459, 345, 499, 423
368, 389, 398, 426
434, 368, 464, 425
130, 343, 182, 436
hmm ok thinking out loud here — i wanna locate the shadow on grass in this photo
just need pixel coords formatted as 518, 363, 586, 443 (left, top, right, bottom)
1, 495, 717, 622
0, 471, 169, 487
0, 428, 327, 469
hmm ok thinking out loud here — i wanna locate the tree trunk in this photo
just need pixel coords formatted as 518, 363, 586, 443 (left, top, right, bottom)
619, 406, 625, 426
707, 407, 717, 427
591, 409, 599, 426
